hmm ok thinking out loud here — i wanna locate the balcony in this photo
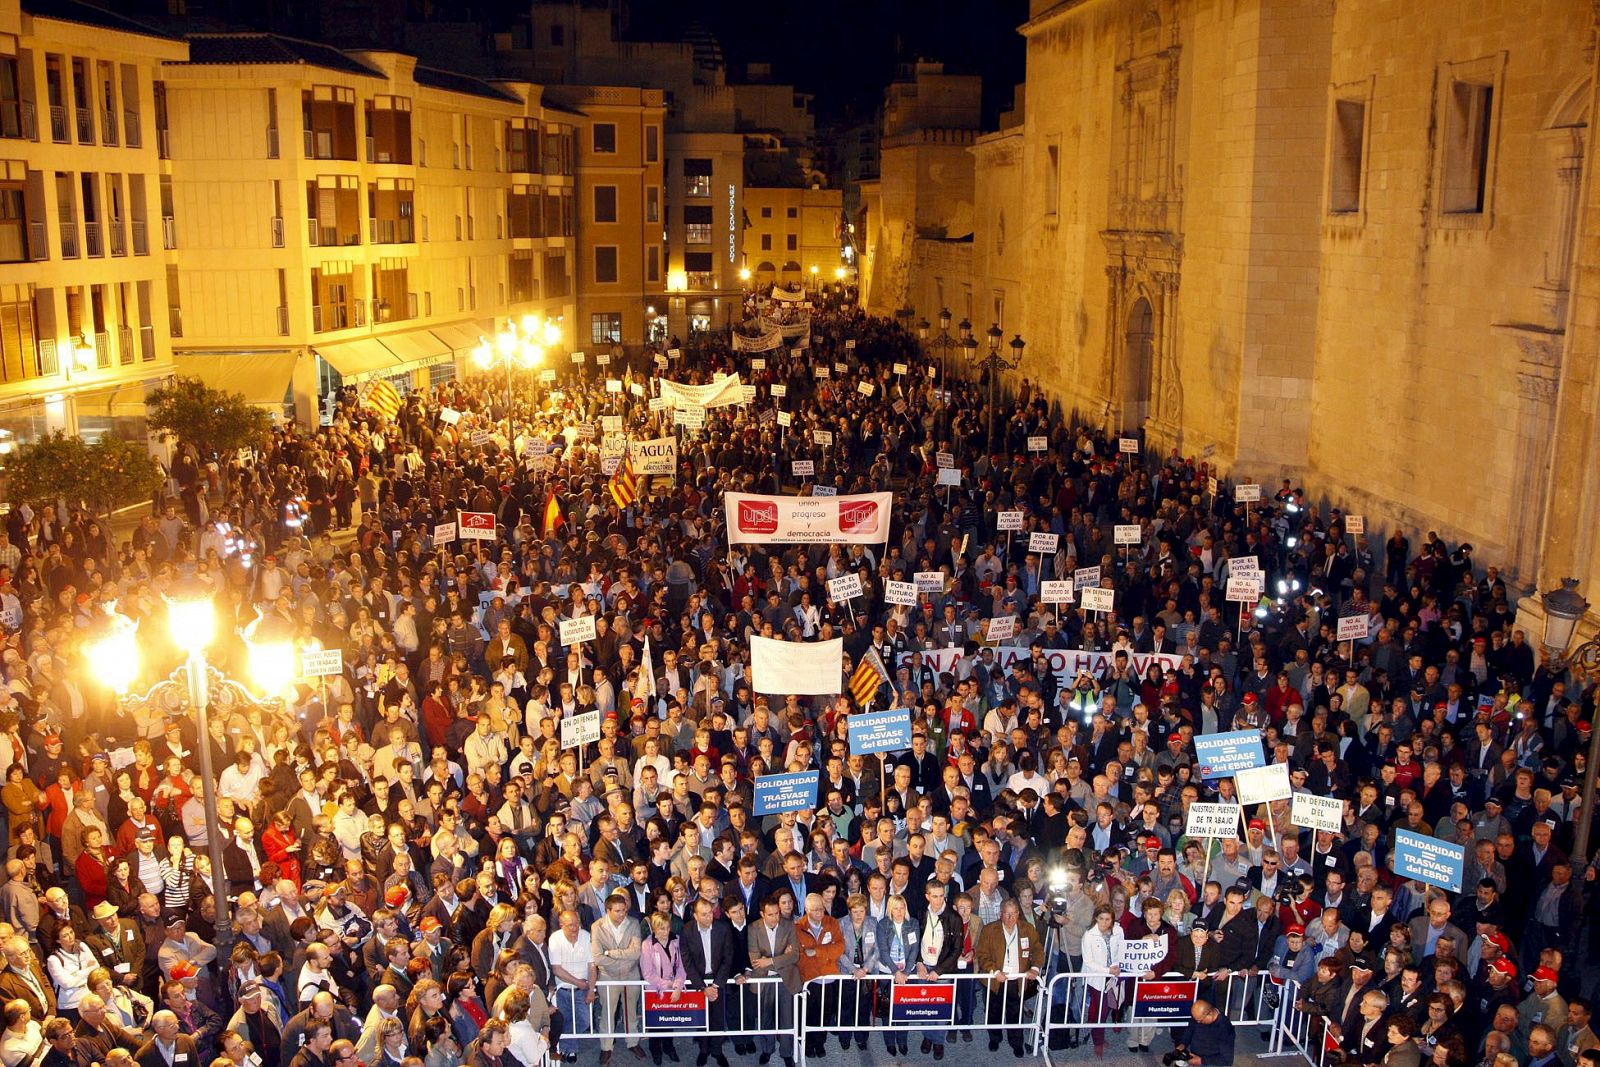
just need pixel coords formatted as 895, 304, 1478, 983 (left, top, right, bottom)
75, 107, 92, 144
685, 224, 713, 244
101, 109, 118, 146
687, 271, 715, 289
139, 325, 154, 361
0, 101, 36, 141
0, 219, 33, 263
308, 219, 360, 247
276, 306, 289, 335
271, 216, 284, 247
27, 221, 43, 260
49, 105, 66, 143
312, 303, 356, 332
266, 127, 279, 159
108, 223, 125, 257
59, 220, 78, 259
685, 176, 712, 197
123, 109, 140, 148
368, 216, 413, 244
84, 220, 102, 257
131, 219, 147, 255
93, 329, 109, 367
117, 325, 132, 364
157, 127, 169, 159
161, 215, 175, 250
168, 306, 181, 338
37, 338, 57, 375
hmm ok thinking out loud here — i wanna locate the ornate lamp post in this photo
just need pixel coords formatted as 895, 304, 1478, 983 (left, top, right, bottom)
473, 314, 560, 439
88, 580, 298, 954
917, 309, 967, 386
968, 324, 1026, 448
1539, 579, 1600, 865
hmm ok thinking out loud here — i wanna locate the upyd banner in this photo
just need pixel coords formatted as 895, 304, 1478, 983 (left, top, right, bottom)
725, 492, 894, 545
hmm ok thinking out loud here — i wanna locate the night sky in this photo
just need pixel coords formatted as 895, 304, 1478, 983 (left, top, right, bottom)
621, 0, 1031, 126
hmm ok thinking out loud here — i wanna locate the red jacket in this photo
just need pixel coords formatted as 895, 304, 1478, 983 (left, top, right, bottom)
75, 849, 109, 907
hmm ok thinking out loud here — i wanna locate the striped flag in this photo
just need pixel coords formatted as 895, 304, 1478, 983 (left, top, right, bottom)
542, 489, 564, 535
363, 380, 402, 421
609, 453, 639, 508
848, 647, 889, 707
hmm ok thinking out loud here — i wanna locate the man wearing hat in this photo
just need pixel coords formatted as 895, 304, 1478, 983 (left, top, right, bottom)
226, 979, 284, 1067
1476, 956, 1522, 1043
1520, 965, 1570, 1046
84, 900, 144, 989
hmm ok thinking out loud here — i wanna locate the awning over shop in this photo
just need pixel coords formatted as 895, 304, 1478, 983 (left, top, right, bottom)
315, 338, 402, 382
379, 326, 453, 368
177, 353, 300, 406
430, 320, 493, 354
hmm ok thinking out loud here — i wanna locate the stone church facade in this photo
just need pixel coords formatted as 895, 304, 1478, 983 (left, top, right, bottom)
863, 0, 1600, 625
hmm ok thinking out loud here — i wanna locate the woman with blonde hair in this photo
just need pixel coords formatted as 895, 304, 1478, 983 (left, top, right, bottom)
639, 911, 685, 1065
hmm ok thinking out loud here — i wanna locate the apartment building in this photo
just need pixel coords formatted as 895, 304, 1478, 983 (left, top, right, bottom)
544, 84, 664, 351
742, 186, 844, 289
664, 130, 743, 339
0, 0, 185, 445
159, 38, 583, 424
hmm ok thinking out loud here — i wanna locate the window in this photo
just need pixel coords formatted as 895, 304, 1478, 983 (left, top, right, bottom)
544, 252, 568, 298
302, 85, 357, 161
786, 207, 797, 219
761, 234, 772, 251
590, 312, 620, 344
365, 96, 412, 164
646, 186, 660, 224
550, 24, 565, 46
1045, 141, 1060, 216
684, 252, 713, 272
1442, 79, 1494, 215
593, 245, 618, 283
760, 207, 772, 219
786, 234, 797, 251
591, 123, 616, 154
645, 126, 659, 163
593, 185, 617, 223
1328, 98, 1366, 214
683, 158, 712, 198
684, 204, 712, 244
646, 245, 660, 283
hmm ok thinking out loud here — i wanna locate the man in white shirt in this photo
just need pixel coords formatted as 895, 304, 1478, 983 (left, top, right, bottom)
548, 908, 596, 1063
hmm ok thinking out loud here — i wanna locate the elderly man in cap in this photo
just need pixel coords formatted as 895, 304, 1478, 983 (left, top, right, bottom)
1521, 965, 1571, 1046
156, 915, 214, 984
226, 978, 283, 1066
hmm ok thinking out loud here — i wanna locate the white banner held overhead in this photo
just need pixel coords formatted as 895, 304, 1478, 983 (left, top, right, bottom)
1337, 614, 1368, 641
883, 580, 917, 606
1040, 580, 1074, 604
1186, 802, 1243, 839
725, 492, 893, 545
1119, 438, 1140, 454
558, 615, 597, 645
827, 574, 863, 602
996, 511, 1024, 532
1292, 793, 1345, 834
1029, 532, 1060, 554
1235, 483, 1262, 503
792, 460, 815, 477
750, 635, 844, 695
629, 437, 678, 476
1074, 566, 1101, 589
1114, 524, 1142, 545
913, 571, 945, 594
1346, 515, 1366, 535
301, 648, 344, 677
1080, 587, 1115, 613
657, 374, 746, 409
986, 616, 1018, 642
1235, 763, 1293, 806
1226, 577, 1262, 603
561, 710, 601, 749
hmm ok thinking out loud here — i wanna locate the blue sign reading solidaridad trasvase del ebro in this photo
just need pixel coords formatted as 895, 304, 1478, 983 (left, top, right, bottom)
1191, 729, 1267, 780
752, 770, 820, 816
847, 708, 913, 755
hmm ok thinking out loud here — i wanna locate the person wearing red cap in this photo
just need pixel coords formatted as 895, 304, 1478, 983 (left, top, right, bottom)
1518, 965, 1568, 1046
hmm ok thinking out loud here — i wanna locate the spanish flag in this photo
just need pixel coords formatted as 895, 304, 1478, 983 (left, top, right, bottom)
848, 648, 890, 708
362, 379, 402, 421
542, 489, 564, 535
610, 454, 639, 509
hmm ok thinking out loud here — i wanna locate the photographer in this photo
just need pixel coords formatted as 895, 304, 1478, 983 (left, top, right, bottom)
1168, 999, 1235, 1067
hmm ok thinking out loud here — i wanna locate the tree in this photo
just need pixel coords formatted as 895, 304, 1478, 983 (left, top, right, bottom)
146, 375, 272, 459
7, 432, 163, 516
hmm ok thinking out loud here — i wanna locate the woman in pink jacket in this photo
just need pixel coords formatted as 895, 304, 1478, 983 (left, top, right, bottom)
640, 911, 688, 1066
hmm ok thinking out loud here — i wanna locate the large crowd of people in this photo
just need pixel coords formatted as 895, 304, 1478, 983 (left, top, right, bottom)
0, 300, 1590, 1067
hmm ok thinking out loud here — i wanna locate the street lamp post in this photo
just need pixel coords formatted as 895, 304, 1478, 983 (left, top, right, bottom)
917, 309, 968, 386
473, 314, 560, 441
1539, 578, 1600, 866
969, 324, 1026, 449
88, 579, 297, 955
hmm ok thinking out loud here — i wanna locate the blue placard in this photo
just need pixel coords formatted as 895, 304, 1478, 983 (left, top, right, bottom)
1191, 729, 1266, 780
1391, 828, 1465, 892
847, 708, 914, 755
644, 990, 706, 1031
1131, 980, 1197, 1021
889, 982, 956, 1025
752, 771, 820, 816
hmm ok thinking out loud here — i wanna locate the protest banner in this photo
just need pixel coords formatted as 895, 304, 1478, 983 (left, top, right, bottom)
558, 616, 597, 645
985, 616, 1018, 642
827, 574, 863, 602
1040, 580, 1074, 604
1080, 587, 1114, 613
913, 571, 945, 594
1337, 614, 1368, 641
752, 771, 820, 816
1392, 829, 1466, 892
751, 636, 842, 695
301, 648, 343, 678
1235, 484, 1262, 503
458, 512, 496, 540
1187, 802, 1243, 839
561, 710, 601, 749
1029, 532, 1060, 554
1292, 793, 1345, 834
848, 709, 914, 755
1192, 730, 1266, 779
1074, 566, 1101, 589
1114, 524, 1142, 545
433, 522, 456, 543
1235, 763, 1292, 805
883, 580, 916, 606
996, 511, 1024, 532
725, 492, 892, 545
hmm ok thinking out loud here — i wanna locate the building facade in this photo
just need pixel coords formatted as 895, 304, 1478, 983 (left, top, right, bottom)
866, 0, 1600, 633
0, 0, 185, 446
741, 186, 844, 289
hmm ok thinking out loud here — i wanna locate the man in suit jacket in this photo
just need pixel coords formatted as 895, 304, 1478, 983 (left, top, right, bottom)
745, 897, 799, 1067
0, 936, 55, 1019
974, 899, 1043, 1055
679, 898, 732, 1067
590, 894, 643, 1062
912, 881, 964, 1058
134, 1010, 200, 1067
1407, 898, 1468, 964
83, 901, 144, 992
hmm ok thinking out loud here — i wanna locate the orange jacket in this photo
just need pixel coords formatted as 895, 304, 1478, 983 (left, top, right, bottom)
796, 913, 845, 983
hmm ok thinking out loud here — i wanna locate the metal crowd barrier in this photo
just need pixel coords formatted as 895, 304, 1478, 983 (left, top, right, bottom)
549, 976, 800, 1063
1038, 970, 1289, 1067
796, 972, 1044, 1065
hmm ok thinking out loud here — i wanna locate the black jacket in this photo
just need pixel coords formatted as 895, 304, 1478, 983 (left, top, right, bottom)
679, 919, 735, 988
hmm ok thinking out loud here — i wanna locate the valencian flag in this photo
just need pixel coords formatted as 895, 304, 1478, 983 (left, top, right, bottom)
610, 454, 639, 508
848, 648, 890, 707
363, 380, 402, 420
542, 489, 564, 535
